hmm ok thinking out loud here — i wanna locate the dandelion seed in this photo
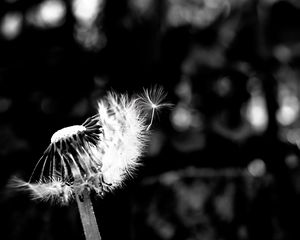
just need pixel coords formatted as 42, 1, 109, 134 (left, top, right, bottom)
138, 86, 173, 130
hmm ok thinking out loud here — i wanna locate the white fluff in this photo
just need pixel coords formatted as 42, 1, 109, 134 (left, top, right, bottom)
97, 93, 148, 189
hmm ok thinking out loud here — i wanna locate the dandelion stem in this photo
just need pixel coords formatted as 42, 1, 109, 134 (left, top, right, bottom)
75, 189, 101, 240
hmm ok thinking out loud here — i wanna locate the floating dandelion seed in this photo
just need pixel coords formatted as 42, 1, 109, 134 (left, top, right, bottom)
138, 86, 173, 130
11, 88, 170, 240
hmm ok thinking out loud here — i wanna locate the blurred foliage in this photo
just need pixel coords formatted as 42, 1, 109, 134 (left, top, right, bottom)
2, 0, 300, 240
133, 168, 275, 240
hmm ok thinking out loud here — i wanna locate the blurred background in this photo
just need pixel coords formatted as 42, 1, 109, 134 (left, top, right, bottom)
1, 0, 300, 239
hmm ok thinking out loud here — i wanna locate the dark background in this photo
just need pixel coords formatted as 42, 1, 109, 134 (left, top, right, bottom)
1, 0, 300, 239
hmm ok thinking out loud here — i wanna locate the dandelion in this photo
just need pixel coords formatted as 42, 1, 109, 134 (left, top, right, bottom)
11, 87, 170, 240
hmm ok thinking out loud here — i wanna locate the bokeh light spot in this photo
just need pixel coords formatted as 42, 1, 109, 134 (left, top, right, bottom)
39, 0, 65, 27
167, 0, 229, 28
39, 0, 65, 25
273, 44, 291, 63
1, 12, 22, 40
171, 105, 192, 131
128, 0, 154, 17
276, 86, 299, 126
27, 0, 66, 28
286, 128, 300, 147
247, 159, 266, 177
285, 154, 299, 169
215, 77, 232, 97
245, 92, 268, 132
72, 0, 103, 25
74, 24, 106, 50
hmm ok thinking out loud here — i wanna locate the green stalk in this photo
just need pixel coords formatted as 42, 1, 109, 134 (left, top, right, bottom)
75, 189, 102, 240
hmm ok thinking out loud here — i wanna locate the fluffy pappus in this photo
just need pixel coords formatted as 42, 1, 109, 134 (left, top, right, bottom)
96, 92, 149, 190
137, 86, 173, 130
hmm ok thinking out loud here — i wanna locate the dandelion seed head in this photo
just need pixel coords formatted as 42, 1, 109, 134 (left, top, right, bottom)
12, 87, 169, 204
